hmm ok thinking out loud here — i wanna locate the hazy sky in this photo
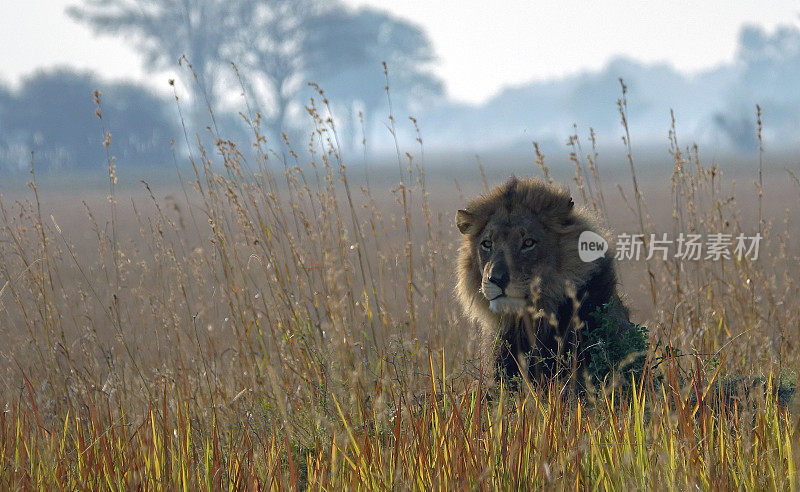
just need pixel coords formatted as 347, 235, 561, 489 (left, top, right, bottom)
2, 0, 799, 104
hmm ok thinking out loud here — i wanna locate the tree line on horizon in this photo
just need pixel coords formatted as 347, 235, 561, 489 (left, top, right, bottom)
1, 2, 800, 172
0, 0, 442, 172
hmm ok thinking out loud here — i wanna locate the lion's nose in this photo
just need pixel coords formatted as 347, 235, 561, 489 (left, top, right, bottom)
488, 261, 510, 290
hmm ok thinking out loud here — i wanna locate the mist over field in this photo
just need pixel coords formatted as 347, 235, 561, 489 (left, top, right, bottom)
2, 4, 800, 174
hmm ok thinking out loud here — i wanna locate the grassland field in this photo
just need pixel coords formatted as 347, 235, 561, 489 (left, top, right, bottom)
0, 117, 798, 488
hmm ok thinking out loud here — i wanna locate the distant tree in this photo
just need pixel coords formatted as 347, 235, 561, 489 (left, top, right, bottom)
67, 0, 343, 138
0, 84, 12, 170
738, 24, 800, 69
568, 65, 626, 131
0, 84, 10, 110
737, 24, 800, 111
67, 0, 246, 114
101, 82, 179, 163
719, 23, 800, 146
0, 69, 176, 170
712, 111, 759, 151
67, 0, 443, 149
0, 83, 10, 135
301, 7, 443, 150
227, 0, 331, 138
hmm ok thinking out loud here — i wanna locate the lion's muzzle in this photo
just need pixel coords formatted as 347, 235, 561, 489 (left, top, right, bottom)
487, 260, 509, 291
482, 259, 527, 313
481, 259, 509, 300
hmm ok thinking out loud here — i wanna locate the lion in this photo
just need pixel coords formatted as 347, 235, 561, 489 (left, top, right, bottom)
455, 176, 636, 386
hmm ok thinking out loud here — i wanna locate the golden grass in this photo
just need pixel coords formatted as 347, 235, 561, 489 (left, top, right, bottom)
0, 83, 797, 489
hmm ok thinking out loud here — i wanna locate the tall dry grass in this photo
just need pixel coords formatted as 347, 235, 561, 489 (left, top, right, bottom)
0, 78, 797, 488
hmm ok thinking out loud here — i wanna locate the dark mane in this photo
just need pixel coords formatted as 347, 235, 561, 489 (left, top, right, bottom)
502, 175, 518, 208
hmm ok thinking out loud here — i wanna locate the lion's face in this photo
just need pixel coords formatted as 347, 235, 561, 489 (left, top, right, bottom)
456, 177, 587, 320
465, 206, 559, 313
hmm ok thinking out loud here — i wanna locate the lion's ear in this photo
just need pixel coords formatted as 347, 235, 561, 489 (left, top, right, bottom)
456, 209, 476, 235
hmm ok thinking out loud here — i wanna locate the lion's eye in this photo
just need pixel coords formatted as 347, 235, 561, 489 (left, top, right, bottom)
522, 238, 537, 249
480, 240, 493, 250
